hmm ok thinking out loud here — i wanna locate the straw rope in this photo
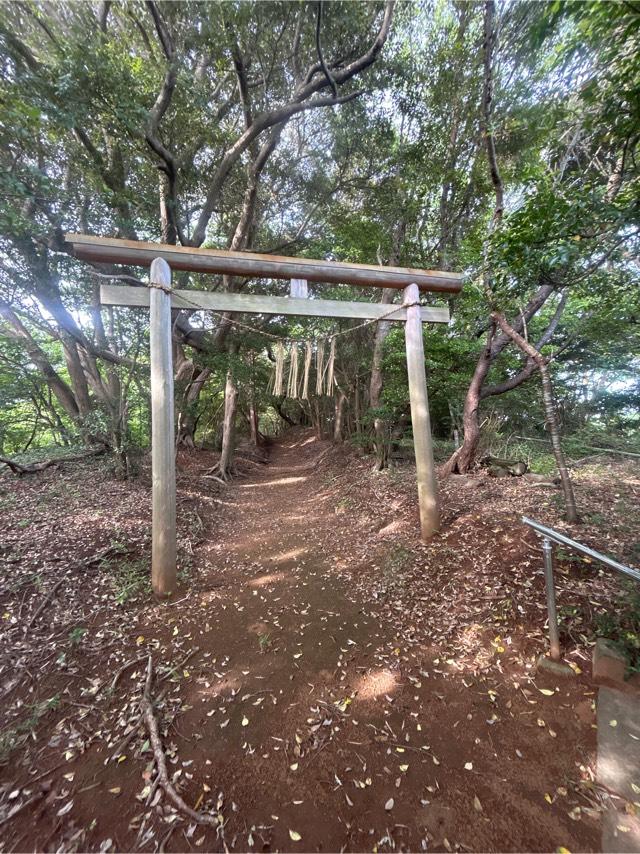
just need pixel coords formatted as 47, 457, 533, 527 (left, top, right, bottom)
143, 279, 422, 344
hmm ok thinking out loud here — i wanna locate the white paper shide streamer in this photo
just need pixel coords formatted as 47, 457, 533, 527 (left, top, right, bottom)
287, 342, 299, 399
273, 341, 285, 396
271, 337, 337, 398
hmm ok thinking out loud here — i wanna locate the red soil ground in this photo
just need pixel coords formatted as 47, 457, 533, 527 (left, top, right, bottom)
1, 431, 638, 852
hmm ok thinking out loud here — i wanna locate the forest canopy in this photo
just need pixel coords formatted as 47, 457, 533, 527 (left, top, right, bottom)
0, 0, 638, 476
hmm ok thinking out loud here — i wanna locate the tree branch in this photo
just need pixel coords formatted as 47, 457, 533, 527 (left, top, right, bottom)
481, 0, 503, 226
190, 1, 394, 247
315, 2, 338, 98
145, 0, 174, 61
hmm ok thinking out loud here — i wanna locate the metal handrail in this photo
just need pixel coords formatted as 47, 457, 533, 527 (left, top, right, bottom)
522, 517, 640, 583
521, 516, 640, 663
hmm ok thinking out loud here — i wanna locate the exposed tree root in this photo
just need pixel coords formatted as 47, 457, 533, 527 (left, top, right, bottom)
140, 655, 219, 826
0, 448, 105, 476
312, 447, 333, 470
109, 655, 148, 692
0, 792, 44, 828
109, 648, 199, 761
442, 445, 466, 477
204, 463, 234, 482
27, 579, 64, 627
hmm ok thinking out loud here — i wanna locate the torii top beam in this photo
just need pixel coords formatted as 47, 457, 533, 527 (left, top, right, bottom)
65, 234, 463, 294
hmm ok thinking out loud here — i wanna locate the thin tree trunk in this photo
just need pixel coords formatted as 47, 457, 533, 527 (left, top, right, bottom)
481, 0, 503, 229
333, 390, 346, 443
217, 368, 238, 480
0, 301, 81, 422
248, 399, 260, 446
177, 367, 211, 449
368, 219, 406, 470
369, 294, 393, 469
247, 352, 261, 446
539, 363, 578, 522
313, 399, 324, 440
491, 312, 578, 523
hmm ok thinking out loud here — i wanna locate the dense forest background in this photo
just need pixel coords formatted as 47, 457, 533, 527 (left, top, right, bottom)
0, 0, 638, 479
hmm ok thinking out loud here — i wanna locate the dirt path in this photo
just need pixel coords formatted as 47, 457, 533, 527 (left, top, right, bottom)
1, 432, 605, 852
126, 434, 600, 853
160, 434, 409, 851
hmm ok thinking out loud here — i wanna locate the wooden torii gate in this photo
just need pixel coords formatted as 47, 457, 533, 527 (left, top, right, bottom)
65, 234, 463, 597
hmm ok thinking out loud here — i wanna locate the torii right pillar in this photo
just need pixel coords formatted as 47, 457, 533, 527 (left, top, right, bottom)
403, 283, 440, 540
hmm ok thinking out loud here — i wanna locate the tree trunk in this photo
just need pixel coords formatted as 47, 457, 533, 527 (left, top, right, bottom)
274, 400, 297, 427
0, 301, 81, 423
369, 295, 393, 469
0, 447, 105, 476
249, 399, 260, 446
176, 367, 211, 449
444, 277, 561, 474
368, 219, 406, 469
445, 0, 503, 475
443, 327, 494, 474
217, 368, 238, 480
491, 312, 578, 523
177, 409, 197, 450
334, 390, 346, 443
159, 171, 177, 245
537, 365, 579, 521
247, 352, 261, 446
354, 374, 361, 434
62, 337, 93, 417
313, 399, 324, 440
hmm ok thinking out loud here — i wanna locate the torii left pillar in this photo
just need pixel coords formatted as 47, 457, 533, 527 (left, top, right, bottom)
149, 257, 177, 596
404, 283, 440, 539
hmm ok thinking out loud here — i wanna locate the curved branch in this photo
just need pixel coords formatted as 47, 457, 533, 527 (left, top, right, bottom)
0, 300, 80, 419
145, 0, 174, 61
142, 2, 198, 245
315, 2, 338, 98
97, 1, 111, 33
0, 27, 40, 71
481, 1, 503, 225
190, 1, 394, 247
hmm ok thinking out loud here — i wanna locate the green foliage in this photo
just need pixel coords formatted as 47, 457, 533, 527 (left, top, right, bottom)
0, 694, 60, 765
68, 626, 88, 646
0, 0, 638, 463
110, 557, 151, 606
258, 633, 272, 654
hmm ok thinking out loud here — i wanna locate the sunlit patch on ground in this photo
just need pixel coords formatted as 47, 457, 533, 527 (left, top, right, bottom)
248, 571, 289, 588
195, 673, 243, 698
353, 667, 399, 701
377, 519, 406, 536
199, 590, 224, 603
237, 476, 307, 488
269, 547, 307, 563
453, 623, 498, 672
299, 436, 318, 447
